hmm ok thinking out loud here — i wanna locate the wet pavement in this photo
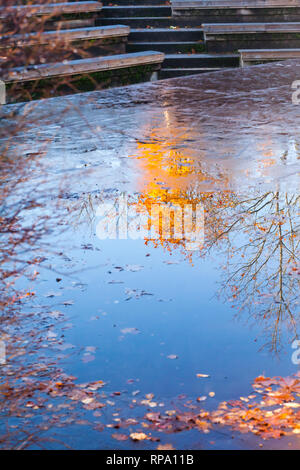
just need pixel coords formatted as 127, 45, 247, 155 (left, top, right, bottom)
0, 60, 299, 449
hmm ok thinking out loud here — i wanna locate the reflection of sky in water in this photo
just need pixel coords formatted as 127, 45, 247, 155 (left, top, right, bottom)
30, 207, 298, 448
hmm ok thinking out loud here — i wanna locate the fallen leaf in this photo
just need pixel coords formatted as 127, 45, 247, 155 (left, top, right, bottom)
82, 354, 95, 363
167, 354, 178, 360
130, 432, 148, 441
112, 433, 128, 441
197, 396, 207, 402
157, 444, 175, 450
121, 327, 140, 335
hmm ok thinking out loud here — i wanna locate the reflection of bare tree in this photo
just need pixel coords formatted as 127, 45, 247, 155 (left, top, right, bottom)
72, 186, 299, 353
0, 125, 108, 449
204, 191, 300, 353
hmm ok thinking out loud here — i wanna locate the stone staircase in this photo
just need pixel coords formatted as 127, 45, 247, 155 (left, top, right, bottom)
172, 0, 300, 23
0, 1, 164, 103
174, 0, 300, 67
97, 0, 236, 78
3, 0, 300, 102
97, 0, 300, 78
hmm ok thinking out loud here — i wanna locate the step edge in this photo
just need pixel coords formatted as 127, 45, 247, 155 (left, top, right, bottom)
4, 51, 165, 83
1, 25, 131, 46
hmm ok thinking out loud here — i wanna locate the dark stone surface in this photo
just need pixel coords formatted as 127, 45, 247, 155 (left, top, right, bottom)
1, 59, 299, 192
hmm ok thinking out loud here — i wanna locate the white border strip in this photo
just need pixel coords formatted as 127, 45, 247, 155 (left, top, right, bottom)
0, 80, 6, 105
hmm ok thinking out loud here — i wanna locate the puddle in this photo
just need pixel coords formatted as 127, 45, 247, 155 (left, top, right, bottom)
0, 62, 299, 449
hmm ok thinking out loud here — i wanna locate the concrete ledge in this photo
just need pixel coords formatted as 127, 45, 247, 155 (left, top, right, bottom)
3, 51, 165, 102
239, 47, 300, 65
1, 25, 130, 47
0, 1, 103, 18
203, 22, 300, 51
203, 22, 300, 33
3, 51, 165, 83
172, 0, 300, 8
171, 1, 300, 22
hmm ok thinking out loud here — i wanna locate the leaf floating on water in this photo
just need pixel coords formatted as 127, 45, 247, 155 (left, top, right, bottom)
49, 310, 63, 319
87, 380, 105, 391
25, 401, 35, 408
165, 410, 176, 416
130, 432, 148, 441
124, 288, 153, 300
57, 343, 75, 351
125, 265, 144, 272
283, 402, 300, 408
106, 400, 115, 406
197, 396, 207, 402
195, 419, 211, 433
141, 398, 157, 408
112, 433, 128, 441
82, 354, 95, 363
157, 444, 175, 450
81, 397, 94, 405
81, 243, 94, 250
121, 327, 140, 335
146, 412, 161, 421
44, 291, 61, 298
46, 331, 57, 339
145, 393, 154, 400
148, 402, 158, 408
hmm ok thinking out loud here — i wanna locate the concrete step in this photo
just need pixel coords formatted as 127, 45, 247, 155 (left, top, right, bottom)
97, 17, 193, 28
172, 0, 300, 23
4, 51, 165, 82
163, 53, 239, 67
1, 25, 130, 65
204, 22, 300, 33
203, 22, 300, 51
239, 47, 300, 65
100, 6, 172, 17
48, 0, 168, 3
1, 1, 103, 17
101, 0, 168, 4
159, 67, 222, 78
172, 0, 300, 8
127, 41, 205, 53
2, 24, 130, 47
3, 51, 165, 102
1, 1, 103, 31
129, 27, 203, 42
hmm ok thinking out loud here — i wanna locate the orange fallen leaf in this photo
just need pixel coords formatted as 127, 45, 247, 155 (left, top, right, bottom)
157, 444, 175, 450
